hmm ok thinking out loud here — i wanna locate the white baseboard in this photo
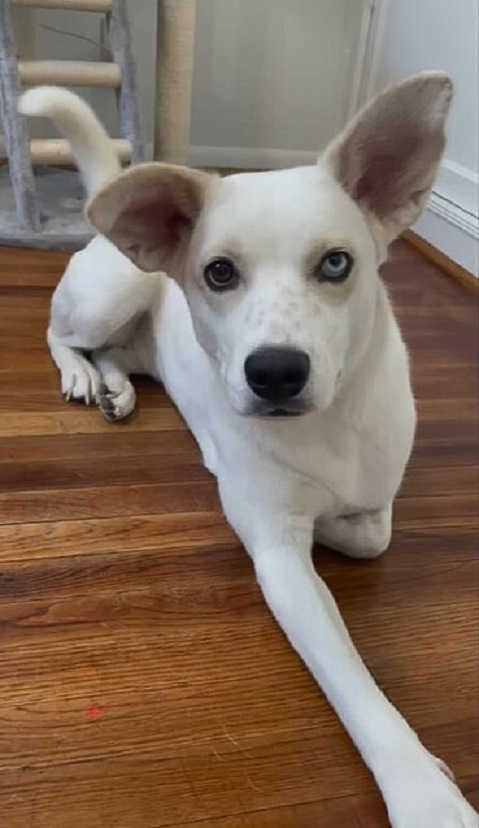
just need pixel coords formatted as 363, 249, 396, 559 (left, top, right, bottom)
188, 145, 317, 170
434, 159, 478, 219
415, 197, 478, 276
414, 159, 478, 276
428, 190, 478, 239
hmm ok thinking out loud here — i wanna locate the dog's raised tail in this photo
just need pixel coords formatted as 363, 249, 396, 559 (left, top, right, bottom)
18, 86, 120, 197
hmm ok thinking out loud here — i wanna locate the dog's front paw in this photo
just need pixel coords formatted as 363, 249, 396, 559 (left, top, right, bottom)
62, 360, 101, 405
99, 381, 136, 422
385, 752, 477, 828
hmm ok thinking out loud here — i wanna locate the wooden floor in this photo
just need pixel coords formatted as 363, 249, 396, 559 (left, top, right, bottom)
0, 240, 477, 828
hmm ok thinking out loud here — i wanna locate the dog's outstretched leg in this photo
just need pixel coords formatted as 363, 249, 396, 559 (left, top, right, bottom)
218, 477, 477, 828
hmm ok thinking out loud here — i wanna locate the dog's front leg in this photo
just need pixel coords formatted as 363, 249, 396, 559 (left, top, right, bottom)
219, 479, 476, 828
314, 506, 392, 559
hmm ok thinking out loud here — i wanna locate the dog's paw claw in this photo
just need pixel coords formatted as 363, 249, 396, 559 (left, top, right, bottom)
98, 384, 122, 414
99, 397, 116, 416
100, 409, 119, 423
98, 381, 136, 423
64, 374, 76, 402
61, 364, 100, 406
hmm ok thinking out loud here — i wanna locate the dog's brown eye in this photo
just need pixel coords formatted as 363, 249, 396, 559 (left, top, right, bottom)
204, 258, 239, 292
316, 251, 353, 283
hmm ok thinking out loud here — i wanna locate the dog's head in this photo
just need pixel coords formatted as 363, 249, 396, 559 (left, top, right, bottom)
88, 72, 452, 418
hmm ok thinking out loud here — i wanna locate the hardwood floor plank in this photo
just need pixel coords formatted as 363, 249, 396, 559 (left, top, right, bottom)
0, 408, 185, 438
0, 429, 197, 464
0, 452, 207, 493
0, 481, 220, 525
398, 464, 478, 496
0, 512, 235, 562
163, 797, 388, 828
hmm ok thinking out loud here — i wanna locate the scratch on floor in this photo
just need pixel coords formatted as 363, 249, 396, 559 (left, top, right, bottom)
210, 746, 223, 762
220, 721, 252, 760
246, 773, 263, 794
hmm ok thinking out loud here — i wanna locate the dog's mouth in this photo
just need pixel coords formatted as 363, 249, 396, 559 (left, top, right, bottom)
263, 407, 304, 418
246, 400, 313, 419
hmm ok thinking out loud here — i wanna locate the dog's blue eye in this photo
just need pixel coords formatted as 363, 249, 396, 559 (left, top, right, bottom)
316, 251, 353, 283
204, 258, 239, 291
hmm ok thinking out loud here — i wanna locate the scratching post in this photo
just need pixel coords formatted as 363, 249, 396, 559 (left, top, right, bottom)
154, 0, 196, 165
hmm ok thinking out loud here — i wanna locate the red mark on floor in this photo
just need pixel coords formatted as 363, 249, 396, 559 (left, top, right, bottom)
84, 702, 104, 721
83, 665, 99, 675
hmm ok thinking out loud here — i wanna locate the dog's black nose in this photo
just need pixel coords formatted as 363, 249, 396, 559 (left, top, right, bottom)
244, 347, 310, 401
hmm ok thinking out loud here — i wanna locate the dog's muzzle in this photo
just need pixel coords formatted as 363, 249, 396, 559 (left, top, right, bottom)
244, 346, 310, 406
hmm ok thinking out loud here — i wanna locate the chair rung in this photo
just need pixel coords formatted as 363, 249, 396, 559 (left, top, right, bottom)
29, 138, 132, 165
10, 0, 112, 10
19, 60, 121, 88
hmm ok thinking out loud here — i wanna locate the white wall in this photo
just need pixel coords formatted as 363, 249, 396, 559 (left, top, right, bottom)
189, 0, 366, 168
370, 0, 479, 274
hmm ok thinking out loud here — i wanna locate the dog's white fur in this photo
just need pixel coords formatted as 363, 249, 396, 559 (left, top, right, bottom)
20, 81, 477, 827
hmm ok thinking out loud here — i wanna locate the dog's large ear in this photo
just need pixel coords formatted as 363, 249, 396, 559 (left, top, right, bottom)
86, 163, 214, 272
322, 72, 453, 247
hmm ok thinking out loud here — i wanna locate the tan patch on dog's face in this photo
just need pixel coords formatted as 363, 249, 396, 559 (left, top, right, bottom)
302, 241, 359, 302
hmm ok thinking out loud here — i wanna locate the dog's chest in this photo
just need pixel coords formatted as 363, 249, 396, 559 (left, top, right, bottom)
245, 416, 405, 515
145, 280, 412, 516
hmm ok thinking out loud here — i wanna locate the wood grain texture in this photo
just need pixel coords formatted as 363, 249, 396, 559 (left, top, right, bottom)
0, 240, 477, 827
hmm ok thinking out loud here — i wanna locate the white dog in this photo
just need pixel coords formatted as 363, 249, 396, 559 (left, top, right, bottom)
20, 77, 477, 828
